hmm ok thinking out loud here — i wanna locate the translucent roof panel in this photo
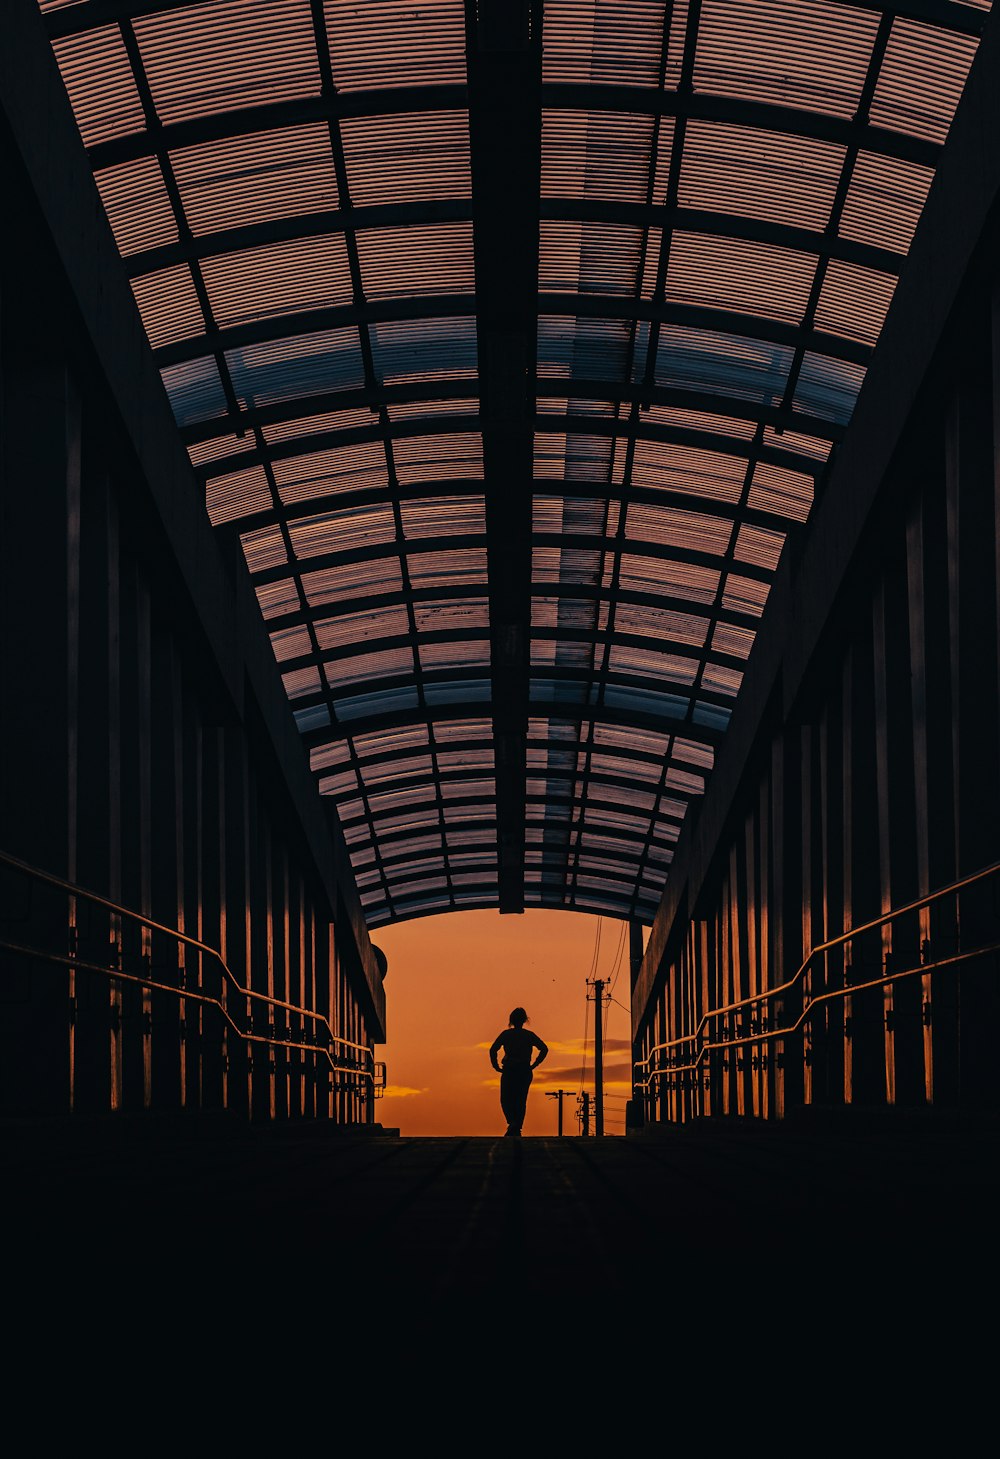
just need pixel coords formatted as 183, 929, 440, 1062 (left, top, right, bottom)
42, 0, 990, 923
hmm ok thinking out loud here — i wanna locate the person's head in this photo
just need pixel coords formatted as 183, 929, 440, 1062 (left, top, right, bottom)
509, 1007, 528, 1027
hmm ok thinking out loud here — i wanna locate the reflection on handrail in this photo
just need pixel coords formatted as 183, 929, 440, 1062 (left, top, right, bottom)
0, 847, 377, 1090
634, 857, 1000, 1091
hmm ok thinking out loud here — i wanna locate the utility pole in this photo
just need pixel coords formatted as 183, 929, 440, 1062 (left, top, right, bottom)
586, 977, 607, 1136
545, 1088, 572, 1135
578, 1090, 590, 1136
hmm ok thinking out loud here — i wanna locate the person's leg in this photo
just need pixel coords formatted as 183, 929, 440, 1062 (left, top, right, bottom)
509, 1068, 532, 1133
500, 1068, 516, 1131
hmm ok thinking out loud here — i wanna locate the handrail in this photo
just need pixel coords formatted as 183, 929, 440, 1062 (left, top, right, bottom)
0, 847, 377, 1088
634, 857, 1000, 1090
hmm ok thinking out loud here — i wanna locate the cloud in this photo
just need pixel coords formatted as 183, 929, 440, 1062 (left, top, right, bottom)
380, 1085, 427, 1099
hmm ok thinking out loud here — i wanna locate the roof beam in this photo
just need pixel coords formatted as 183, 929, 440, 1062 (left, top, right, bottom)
467, 0, 542, 914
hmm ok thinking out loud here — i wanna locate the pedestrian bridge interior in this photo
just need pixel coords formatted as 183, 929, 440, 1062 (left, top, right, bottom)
2, 0, 1000, 1315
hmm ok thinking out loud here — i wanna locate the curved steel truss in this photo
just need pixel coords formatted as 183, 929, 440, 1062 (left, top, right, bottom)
40, 0, 991, 924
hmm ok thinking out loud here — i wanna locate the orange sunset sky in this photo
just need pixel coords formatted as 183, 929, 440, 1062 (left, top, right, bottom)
370, 909, 649, 1137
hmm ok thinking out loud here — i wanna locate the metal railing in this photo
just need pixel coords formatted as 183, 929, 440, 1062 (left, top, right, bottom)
0, 847, 383, 1097
634, 858, 1000, 1091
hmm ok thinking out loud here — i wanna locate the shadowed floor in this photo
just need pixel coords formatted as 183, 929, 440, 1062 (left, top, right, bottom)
6, 1109, 999, 1320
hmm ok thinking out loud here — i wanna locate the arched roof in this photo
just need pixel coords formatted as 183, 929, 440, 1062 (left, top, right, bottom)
41, 0, 990, 925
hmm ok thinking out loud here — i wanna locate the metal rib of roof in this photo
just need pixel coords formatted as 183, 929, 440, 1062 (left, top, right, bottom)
39, 0, 992, 925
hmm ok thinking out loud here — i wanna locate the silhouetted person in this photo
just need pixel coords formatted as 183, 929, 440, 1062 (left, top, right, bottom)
489, 1007, 548, 1136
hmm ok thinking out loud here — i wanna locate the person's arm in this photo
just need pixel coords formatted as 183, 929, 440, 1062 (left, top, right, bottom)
489, 1034, 503, 1072
530, 1035, 548, 1069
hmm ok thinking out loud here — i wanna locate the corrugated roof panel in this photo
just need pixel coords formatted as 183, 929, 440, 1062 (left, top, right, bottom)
625, 502, 733, 556
133, 0, 320, 126
205, 465, 272, 525
666, 231, 818, 325
641, 404, 757, 441
400, 495, 486, 539
619, 553, 720, 605
746, 460, 813, 521
360, 757, 430, 790
370, 317, 478, 384
532, 636, 595, 668
419, 639, 491, 671
590, 753, 662, 783
609, 643, 700, 684
538, 315, 632, 381
537, 397, 617, 417
387, 397, 480, 421
647, 324, 794, 405
263, 407, 378, 443
336, 684, 420, 721
200, 233, 352, 328
288, 503, 397, 560
814, 259, 897, 347
324, 0, 467, 90
341, 111, 471, 205
130, 265, 205, 349
354, 725, 430, 759
839, 150, 934, 256
227, 327, 365, 406
540, 220, 646, 296
533, 496, 617, 536
711, 621, 756, 659
734, 523, 785, 572
436, 748, 495, 773
631, 438, 748, 504
161, 356, 228, 426
594, 714, 673, 761
269, 624, 312, 662
240, 523, 287, 573
187, 434, 254, 468
282, 665, 321, 700
760, 424, 831, 462
256, 577, 301, 620
371, 805, 440, 835
722, 572, 771, 617
672, 737, 713, 770
408, 548, 488, 590
793, 351, 866, 424
170, 125, 338, 234
543, 0, 669, 86
693, 0, 879, 120
326, 647, 414, 689
700, 662, 744, 696
534, 434, 625, 487
319, 766, 359, 797
440, 778, 495, 802
541, 110, 674, 204
272, 441, 389, 504
302, 556, 403, 607
95, 158, 177, 257
532, 545, 604, 585
869, 18, 979, 144
393, 434, 484, 485
678, 120, 845, 231
356, 223, 475, 299
51, 25, 146, 146
315, 604, 410, 649
414, 598, 490, 633
433, 718, 492, 745
615, 602, 709, 647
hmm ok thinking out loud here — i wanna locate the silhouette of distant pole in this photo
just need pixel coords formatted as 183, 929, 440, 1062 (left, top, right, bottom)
593, 978, 605, 1136
545, 1088, 572, 1134
580, 1090, 590, 1136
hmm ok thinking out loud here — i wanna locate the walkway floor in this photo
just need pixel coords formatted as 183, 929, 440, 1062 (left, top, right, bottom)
6, 1108, 999, 1317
